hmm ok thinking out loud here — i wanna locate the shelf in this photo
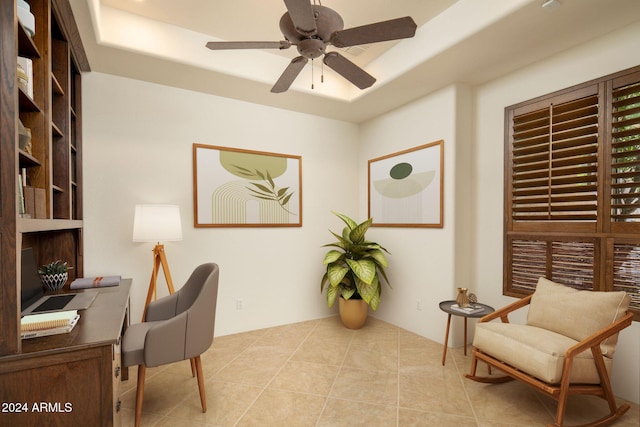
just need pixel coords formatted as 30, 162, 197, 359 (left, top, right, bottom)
19, 89, 41, 112
51, 72, 64, 96
3, 0, 88, 358
18, 218, 83, 233
18, 149, 41, 167
17, 22, 40, 59
51, 121, 64, 137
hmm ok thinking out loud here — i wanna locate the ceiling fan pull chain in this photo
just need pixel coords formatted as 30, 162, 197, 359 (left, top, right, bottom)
321, 59, 324, 84
311, 58, 315, 90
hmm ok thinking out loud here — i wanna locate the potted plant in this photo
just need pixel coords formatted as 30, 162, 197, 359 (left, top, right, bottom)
320, 212, 391, 328
38, 260, 69, 291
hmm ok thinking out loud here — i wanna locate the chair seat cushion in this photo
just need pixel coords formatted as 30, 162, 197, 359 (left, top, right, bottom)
121, 321, 160, 367
473, 323, 612, 384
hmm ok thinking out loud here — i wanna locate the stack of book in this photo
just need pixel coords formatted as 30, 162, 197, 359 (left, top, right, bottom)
450, 304, 484, 314
20, 310, 79, 339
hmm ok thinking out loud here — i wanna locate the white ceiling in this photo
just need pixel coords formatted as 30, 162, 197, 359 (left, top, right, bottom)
70, 0, 640, 123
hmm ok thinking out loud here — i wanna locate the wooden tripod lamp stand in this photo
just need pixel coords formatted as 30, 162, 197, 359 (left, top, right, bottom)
133, 204, 183, 321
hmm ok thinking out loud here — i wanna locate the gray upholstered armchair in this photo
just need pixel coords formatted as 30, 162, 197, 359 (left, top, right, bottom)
122, 263, 219, 427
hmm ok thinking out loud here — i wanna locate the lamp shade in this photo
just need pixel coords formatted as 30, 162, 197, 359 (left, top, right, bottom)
132, 204, 183, 242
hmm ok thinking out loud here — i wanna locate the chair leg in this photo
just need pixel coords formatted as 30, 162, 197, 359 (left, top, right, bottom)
190, 357, 196, 377
135, 364, 146, 427
194, 355, 207, 412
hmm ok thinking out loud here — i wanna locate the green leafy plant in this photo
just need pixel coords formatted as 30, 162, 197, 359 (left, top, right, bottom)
232, 165, 296, 215
320, 212, 391, 311
38, 260, 68, 275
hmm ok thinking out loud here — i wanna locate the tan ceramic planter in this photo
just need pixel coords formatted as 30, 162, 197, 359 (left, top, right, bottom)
339, 297, 368, 329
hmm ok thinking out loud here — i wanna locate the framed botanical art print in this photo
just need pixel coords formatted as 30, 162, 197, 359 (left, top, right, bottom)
368, 140, 444, 227
193, 144, 302, 227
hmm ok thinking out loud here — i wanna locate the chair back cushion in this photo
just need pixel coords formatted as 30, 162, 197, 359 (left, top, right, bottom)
527, 277, 630, 356
184, 263, 219, 359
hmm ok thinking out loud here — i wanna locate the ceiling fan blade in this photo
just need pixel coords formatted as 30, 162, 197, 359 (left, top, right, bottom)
271, 56, 309, 93
330, 16, 417, 48
283, 0, 317, 35
323, 52, 375, 90
206, 41, 291, 50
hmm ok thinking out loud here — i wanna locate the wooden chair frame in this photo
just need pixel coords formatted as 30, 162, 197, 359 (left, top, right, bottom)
465, 295, 634, 427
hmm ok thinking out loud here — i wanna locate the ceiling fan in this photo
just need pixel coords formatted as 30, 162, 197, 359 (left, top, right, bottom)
205, 0, 417, 93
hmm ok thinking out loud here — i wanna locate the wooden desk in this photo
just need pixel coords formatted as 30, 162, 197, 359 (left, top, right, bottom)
0, 279, 131, 427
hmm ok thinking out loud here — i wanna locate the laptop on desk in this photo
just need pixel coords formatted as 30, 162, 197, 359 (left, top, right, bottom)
21, 248, 97, 316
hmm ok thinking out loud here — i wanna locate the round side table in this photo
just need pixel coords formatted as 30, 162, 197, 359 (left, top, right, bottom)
439, 300, 494, 366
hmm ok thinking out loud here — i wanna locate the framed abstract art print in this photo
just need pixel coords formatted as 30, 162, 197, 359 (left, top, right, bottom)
368, 140, 444, 227
193, 144, 302, 227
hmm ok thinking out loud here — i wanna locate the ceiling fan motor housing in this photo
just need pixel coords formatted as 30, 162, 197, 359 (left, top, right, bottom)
279, 5, 344, 48
297, 38, 324, 59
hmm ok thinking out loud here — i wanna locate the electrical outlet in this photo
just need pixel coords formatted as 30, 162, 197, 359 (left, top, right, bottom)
416, 298, 423, 311
236, 299, 243, 310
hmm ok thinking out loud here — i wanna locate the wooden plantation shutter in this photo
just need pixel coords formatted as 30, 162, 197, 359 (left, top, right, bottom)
511, 88, 599, 222
610, 76, 640, 224
504, 65, 640, 319
612, 242, 640, 312
507, 237, 595, 293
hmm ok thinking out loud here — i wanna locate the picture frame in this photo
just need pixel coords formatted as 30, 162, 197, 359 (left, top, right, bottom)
193, 144, 302, 227
368, 140, 444, 227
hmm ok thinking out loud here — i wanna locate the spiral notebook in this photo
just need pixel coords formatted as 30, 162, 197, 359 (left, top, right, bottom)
20, 309, 80, 339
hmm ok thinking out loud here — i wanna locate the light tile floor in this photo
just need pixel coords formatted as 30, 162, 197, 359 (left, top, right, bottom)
118, 316, 639, 426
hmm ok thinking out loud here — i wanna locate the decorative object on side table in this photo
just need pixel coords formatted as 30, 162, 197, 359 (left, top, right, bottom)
38, 260, 69, 291
468, 292, 477, 304
456, 287, 469, 307
320, 211, 391, 329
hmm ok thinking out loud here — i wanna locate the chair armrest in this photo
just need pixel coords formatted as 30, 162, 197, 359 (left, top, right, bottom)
565, 310, 633, 359
143, 311, 187, 367
145, 292, 179, 322
480, 295, 532, 323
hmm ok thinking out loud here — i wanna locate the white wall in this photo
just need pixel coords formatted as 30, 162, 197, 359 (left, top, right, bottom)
473, 22, 640, 403
82, 72, 359, 335
358, 84, 473, 346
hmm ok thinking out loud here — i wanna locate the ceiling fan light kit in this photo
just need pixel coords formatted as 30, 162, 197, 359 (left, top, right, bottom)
205, 0, 417, 93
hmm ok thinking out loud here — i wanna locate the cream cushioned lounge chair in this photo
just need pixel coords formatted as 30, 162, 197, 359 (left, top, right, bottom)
466, 277, 633, 427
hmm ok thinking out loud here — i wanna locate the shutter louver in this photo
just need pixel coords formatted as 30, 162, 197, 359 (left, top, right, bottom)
511, 95, 599, 221
510, 239, 595, 293
512, 109, 551, 221
550, 241, 594, 289
613, 243, 640, 311
510, 239, 547, 292
611, 80, 640, 222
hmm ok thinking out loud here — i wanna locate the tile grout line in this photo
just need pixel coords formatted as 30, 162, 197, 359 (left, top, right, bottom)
452, 347, 481, 426
232, 321, 322, 427
146, 330, 270, 426
315, 324, 357, 427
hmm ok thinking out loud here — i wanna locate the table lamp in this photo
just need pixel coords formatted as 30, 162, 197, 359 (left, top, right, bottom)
133, 204, 182, 320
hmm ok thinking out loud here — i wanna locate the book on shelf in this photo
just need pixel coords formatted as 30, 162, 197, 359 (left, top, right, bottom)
70, 275, 121, 290
21, 310, 79, 339
17, 56, 33, 99
450, 304, 484, 314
